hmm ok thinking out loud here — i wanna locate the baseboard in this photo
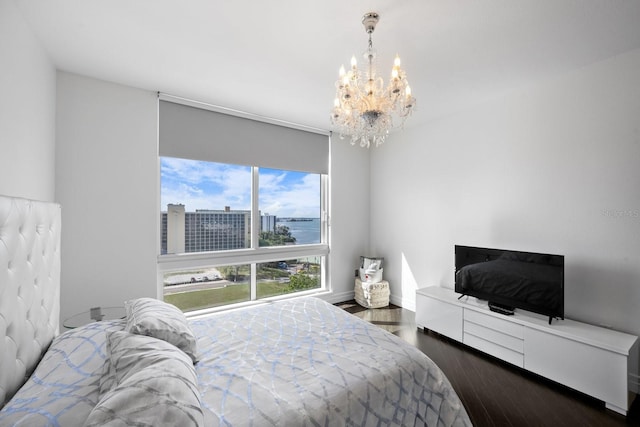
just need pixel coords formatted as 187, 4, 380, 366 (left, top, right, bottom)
317, 290, 355, 304
319, 289, 416, 312
390, 294, 416, 312
629, 374, 640, 394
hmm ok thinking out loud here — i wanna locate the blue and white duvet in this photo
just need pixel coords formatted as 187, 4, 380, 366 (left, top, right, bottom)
191, 297, 471, 426
0, 320, 125, 426
0, 297, 471, 426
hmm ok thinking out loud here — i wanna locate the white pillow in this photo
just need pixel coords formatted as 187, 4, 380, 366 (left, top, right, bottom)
124, 297, 197, 363
85, 331, 203, 427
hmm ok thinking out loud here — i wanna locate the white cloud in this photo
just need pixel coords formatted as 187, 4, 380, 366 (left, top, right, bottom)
161, 158, 320, 217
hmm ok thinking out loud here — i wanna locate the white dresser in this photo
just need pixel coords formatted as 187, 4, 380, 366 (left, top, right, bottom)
416, 286, 639, 415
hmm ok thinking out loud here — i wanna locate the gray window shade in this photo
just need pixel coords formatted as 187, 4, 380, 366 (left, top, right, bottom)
159, 100, 329, 174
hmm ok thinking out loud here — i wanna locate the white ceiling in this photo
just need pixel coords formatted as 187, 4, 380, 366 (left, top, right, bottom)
15, 0, 640, 131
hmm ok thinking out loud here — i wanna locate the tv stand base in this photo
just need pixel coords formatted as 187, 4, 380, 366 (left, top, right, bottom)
416, 286, 638, 416
488, 301, 515, 315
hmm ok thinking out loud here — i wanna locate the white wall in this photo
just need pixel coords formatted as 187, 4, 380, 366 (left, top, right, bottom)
371, 49, 640, 336
55, 72, 370, 319
327, 137, 371, 301
55, 72, 158, 323
0, 0, 56, 202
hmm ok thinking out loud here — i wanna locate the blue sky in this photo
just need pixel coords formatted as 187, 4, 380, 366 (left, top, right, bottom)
161, 157, 320, 218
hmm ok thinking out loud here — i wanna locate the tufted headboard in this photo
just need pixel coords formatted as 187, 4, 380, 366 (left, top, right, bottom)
0, 195, 61, 407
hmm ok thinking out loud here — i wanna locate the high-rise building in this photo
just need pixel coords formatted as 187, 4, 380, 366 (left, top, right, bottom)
161, 205, 251, 254
261, 214, 277, 233
167, 204, 185, 254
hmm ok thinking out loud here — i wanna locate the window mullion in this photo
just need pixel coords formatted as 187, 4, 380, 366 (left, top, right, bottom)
251, 166, 260, 300
250, 263, 257, 300
251, 166, 260, 249
157, 244, 329, 272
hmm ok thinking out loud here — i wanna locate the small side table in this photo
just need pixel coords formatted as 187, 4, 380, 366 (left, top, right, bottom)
63, 306, 126, 329
355, 278, 390, 308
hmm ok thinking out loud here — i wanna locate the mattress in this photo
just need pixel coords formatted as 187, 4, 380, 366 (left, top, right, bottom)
0, 297, 471, 426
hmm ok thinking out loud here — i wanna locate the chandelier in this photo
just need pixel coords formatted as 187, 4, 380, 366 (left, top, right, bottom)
331, 12, 416, 148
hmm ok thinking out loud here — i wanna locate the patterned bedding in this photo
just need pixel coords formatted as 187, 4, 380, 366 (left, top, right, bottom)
0, 320, 126, 426
0, 297, 471, 426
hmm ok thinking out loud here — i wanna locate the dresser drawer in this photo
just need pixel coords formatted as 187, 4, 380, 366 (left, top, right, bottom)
464, 320, 524, 353
464, 332, 524, 367
465, 309, 523, 339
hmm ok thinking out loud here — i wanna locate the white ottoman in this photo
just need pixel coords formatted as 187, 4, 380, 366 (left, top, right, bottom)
355, 278, 390, 308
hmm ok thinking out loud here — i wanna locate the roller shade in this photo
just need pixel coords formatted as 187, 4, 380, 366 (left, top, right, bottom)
159, 99, 329, 174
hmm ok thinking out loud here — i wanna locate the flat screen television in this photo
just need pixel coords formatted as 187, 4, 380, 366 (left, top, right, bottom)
454, 245, 564, 323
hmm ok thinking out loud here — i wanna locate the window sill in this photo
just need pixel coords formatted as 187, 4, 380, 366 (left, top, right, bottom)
185, 288, 333, 319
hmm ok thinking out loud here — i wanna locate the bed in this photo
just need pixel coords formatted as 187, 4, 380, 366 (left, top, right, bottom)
0, 195, 471, 426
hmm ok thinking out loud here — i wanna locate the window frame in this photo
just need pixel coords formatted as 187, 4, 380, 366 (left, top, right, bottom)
157, 165, 330, 313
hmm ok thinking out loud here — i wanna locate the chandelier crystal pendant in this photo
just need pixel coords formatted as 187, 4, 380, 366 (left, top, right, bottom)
331, 12, 416, 148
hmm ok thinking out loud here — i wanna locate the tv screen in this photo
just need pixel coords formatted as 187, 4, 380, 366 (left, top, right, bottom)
454, 245, 564, 322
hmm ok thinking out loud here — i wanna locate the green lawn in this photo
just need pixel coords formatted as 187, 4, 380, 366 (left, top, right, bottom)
165, 281, 319, 312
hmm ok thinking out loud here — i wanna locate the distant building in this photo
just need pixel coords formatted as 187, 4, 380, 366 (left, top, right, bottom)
166, 204, 186, 254
161, 205, 251, 254
261, 214, 277, 233
161, 205, 275, 254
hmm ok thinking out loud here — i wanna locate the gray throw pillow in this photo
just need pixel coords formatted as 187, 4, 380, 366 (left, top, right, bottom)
85, 331, 203, 427
124, 297, 197, 362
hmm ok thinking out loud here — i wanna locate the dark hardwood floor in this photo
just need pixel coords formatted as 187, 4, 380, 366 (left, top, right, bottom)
335, 300, 640, 427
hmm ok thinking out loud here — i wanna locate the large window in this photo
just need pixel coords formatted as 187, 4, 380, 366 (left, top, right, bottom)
259, 167, 321, 247
158, 96, 329, 313
163, 264, 251, 311
161, 158, 252, 254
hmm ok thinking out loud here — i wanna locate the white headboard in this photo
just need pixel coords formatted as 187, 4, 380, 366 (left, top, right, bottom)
0, 195, 61, 407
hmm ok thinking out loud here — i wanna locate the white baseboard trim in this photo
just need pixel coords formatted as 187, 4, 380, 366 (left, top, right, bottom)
317, 290, 355, 304
629, 374, 640, 394
317, 289, 416, 312
390, 294, 416, 312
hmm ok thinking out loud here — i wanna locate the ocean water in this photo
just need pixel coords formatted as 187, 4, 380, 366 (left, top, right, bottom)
278, 218, 321, 244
